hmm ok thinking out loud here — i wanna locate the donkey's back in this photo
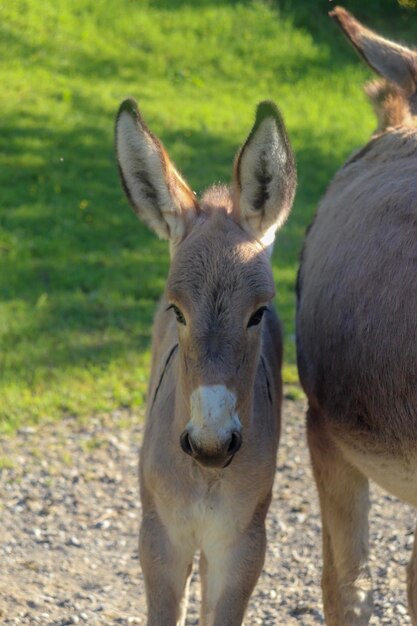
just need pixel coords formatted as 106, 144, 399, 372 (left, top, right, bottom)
296, 8, 417, 625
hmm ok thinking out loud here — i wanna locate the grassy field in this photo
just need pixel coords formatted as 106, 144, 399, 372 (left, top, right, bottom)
1, 0, 416, 431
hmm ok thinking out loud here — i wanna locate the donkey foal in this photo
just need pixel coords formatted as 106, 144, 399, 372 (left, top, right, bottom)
115, 99, 296, 625
297, 8, 417, 626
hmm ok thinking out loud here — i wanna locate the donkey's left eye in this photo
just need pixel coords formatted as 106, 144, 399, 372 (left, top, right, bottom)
247, 306, 267, 328
168, 304, 186, 325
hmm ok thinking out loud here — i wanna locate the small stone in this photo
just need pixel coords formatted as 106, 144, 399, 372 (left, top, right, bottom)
27, 600, 38, 609
18, 427, 36, 435
33, 528, 42, 540
67, 536, 81, 547
94, 519, 111, 530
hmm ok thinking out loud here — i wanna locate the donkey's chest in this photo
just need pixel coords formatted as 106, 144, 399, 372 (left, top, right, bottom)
154, 481, 251, 553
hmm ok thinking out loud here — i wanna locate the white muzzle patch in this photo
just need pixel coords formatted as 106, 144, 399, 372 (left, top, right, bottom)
188, 385, 241, 450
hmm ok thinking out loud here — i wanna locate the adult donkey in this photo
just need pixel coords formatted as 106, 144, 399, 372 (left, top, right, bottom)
297, 7, 417, 626
115, 99, 296, 625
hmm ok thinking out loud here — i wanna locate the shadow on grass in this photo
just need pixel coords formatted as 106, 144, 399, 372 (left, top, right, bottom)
158, 0, 417, 38
277, 0, 417, 44
149, 0, 417, 67
0, 107, 240, 377
4, 0, 417, 102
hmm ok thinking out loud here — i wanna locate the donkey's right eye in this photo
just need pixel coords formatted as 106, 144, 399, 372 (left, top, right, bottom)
247, 306, 267, 328
168, 304, 186, 325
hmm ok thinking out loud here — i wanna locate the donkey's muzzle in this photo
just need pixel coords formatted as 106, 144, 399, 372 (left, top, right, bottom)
180, 430, 242, 468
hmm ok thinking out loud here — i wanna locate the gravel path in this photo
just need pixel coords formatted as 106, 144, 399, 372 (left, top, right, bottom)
1, 397, 415, 625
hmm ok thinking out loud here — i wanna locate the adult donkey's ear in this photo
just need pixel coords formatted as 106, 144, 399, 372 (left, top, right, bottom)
115, 98, 199, 244
330, 7, 417, 94
234, 101, 296, 249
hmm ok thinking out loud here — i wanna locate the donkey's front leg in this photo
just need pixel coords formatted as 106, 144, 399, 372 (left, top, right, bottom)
200, 502, 269, 626
307, 409, 373, 626
140, 509, 193, 626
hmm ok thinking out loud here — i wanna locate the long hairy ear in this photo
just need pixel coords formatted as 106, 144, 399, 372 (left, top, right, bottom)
115, 98, 199, 243
234, 101, 296, 248
330, 7, 417, 94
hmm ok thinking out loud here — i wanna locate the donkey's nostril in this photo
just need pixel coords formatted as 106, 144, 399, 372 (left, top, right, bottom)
227, 431, 242, 456
180, 431, 194, 456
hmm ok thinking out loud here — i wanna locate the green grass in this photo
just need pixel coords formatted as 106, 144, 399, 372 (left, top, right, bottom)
1, 0, 416, 431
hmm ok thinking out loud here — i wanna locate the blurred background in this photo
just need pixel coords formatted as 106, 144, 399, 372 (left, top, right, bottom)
1, 0, 417, 431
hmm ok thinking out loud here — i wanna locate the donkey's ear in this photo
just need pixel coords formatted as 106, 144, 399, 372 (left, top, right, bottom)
234, 101, 296, 248
115, 98, 199, 243
330, 7, 417, 94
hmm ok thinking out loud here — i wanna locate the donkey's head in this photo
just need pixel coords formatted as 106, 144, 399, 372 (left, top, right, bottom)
116, 100, 296, 468
330, 7, 417, 131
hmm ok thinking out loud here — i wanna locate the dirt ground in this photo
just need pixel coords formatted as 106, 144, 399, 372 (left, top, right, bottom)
0, 397, 415, 625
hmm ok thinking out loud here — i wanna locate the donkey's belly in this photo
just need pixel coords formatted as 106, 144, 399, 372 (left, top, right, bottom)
340, 442, 417, 507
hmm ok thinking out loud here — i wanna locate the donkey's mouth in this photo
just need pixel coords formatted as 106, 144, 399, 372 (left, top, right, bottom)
194, 451, 236, 470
